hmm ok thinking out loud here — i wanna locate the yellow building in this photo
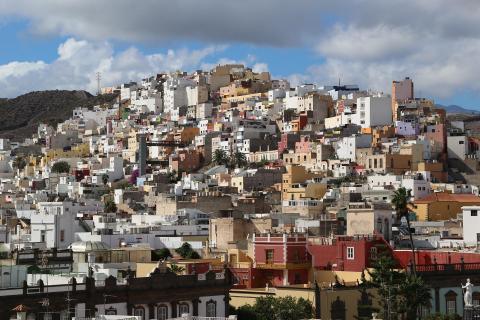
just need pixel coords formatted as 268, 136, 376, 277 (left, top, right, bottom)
364, 153, 412, 175
281, 165, 324, 201
412, 192, 480, 221
44, 143, 90, 162
230, 284, 380, 320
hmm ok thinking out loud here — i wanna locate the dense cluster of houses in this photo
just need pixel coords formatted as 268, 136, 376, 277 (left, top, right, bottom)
1, 64, 480, 319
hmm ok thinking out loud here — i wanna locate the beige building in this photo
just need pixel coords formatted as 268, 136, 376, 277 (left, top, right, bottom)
346, 202, 393, 241
230, 284, 380, 320
209, 217, 273, 252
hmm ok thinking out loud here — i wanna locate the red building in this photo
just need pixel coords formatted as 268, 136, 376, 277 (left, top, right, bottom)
169, 149, 201, 173
74, 168, 90, 182
394, 249, 480, 268
229, 233, 310, 288
308, 235, 393, 272
252, 233, 310, 287
278, 133, 300, 155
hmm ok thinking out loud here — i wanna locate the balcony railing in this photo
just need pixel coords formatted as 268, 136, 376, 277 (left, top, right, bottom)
416, 262, 480, 274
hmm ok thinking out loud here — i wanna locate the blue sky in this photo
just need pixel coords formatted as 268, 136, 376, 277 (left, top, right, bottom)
0, 0, 479, 108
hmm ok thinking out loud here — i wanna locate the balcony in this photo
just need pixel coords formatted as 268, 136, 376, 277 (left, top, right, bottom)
255, 261, 311, 270
416, 262, 480, 275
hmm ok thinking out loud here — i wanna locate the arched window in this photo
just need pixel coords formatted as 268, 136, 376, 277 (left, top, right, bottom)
206, 300, 217, 317
331, 296, 346, 320
179, 303, 190, 316
473, 292, 480, 306
157, 305, 168, 320
445, 290, 457, 314
134, 307, 145, 320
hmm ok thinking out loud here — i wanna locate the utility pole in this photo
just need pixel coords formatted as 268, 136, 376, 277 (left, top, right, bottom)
96, 72, 102, 95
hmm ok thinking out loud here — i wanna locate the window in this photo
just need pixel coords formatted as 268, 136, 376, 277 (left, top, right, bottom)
370, 247, 377, 260
459, 141, 465, 144
471, 210, 478, 217
347, 247, 354, 260
206, 301, 217, 317
157, 305, 168, 320
266, 249, 274, 263
473, 292, 480, 306
60, 230, 65, 242
445, 291, 457, 314
179, 303, 189, 316
446, 300, 456, 314
134, 307, 145, 320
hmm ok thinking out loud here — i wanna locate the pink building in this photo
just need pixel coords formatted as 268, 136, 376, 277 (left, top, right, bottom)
295, 135, 312, 154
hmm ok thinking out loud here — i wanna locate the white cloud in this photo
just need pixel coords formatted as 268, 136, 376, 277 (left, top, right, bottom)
0, 0, 330, 46
1, 1, 480, 101
252, 63, 269, 73
317, 24, 417, 62
0, 38, 226, 97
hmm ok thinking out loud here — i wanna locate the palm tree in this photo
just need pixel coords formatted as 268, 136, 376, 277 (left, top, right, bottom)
232, 151, 247, 168
213, 149, 229, 166
168, 264, 185, 275
12, 156, 27, 171
101, 174, 109, 186
392, 187, 416, 275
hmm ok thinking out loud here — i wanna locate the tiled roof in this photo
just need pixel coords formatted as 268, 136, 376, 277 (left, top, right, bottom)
415, 192, 480, 204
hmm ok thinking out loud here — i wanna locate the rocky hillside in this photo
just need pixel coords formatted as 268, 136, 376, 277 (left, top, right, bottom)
0, 90, 117, 141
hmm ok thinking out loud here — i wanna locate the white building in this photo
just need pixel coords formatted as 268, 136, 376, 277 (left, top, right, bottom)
462, 206, 480, 245
352, 96, 392, 128
186, 85, 208, 106
447, 135, 467, 160
335, 135, 372, 161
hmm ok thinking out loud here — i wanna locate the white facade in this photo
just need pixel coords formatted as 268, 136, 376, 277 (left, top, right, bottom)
335, 135, 372, 161
186, 85, 208, 106
352, 96, 392, 128
462, 206, 480, 245
447, 135, 467, 160
196, 102, 213, 120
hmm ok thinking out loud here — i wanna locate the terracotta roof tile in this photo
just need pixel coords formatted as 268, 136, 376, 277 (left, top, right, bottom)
415, 192, 480, 204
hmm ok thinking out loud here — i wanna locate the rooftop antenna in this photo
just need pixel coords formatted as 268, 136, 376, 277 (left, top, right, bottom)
96, 72, 102, 95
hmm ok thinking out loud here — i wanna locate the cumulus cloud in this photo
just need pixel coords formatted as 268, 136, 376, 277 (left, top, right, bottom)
0, 0, 329, 46
2, 0, 480, 101
0, 38, 226, 97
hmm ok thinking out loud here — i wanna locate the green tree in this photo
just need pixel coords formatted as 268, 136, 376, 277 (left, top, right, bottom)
231, 305, 258, 320
236, 296, 313, 320
232, 151, 247, 168
175, 242, 201, 259
152, 248, 172, 260
253, 296, 276, 320
398, 274, 432, 319
213, 149, 229, 166
12, 156, 27, 170
368, 255, 431, 319
104, 199, 117, 213
392, 187, 416, 274
368, 255, 404, 319
168, 264, 185, 274
51, 161, 70, 174
101, 173, 109, 186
